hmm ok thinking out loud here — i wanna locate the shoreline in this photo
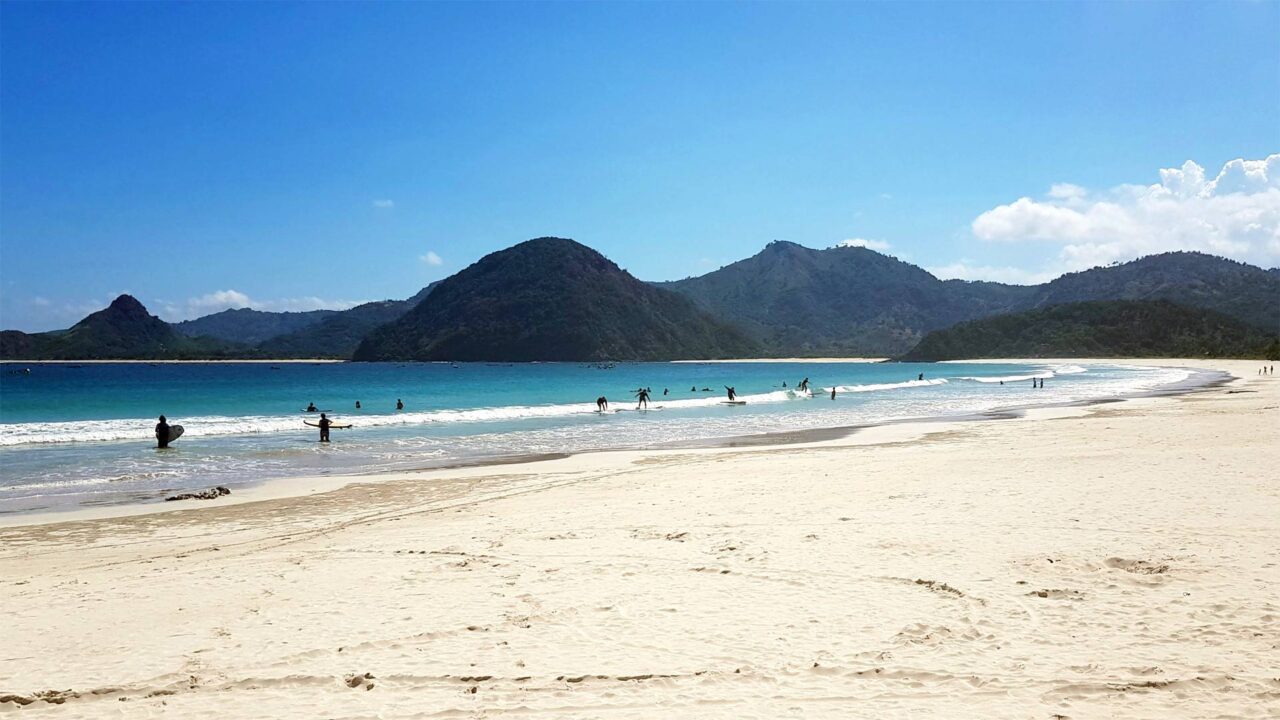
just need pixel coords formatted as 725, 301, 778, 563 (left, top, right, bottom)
671, 357, 889, 363
2, 358, 347, 364
1, 358, 1274, 716
0, 358, 1242, 529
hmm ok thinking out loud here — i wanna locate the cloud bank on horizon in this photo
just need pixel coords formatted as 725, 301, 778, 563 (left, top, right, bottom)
934, 154, 1279, 284
157, 290, 369, 323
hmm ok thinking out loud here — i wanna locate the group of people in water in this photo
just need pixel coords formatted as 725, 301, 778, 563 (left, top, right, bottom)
151, 367, 1070, 448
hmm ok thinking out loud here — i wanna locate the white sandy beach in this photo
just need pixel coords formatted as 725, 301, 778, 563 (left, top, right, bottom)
1, 359, 1277, 718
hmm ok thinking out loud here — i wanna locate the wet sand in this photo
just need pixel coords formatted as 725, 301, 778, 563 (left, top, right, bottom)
1, 359, 1276, 718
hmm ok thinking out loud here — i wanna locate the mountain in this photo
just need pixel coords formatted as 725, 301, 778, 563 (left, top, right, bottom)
662, 245, 1279, 356
1030, 252, 1279, 330
174, 308, 337, 345
354, 237, 760, 361
900, 300, 1279, 362
257, 285, 437, 358
1, 295, 242, 360
660, 241, 1036, 356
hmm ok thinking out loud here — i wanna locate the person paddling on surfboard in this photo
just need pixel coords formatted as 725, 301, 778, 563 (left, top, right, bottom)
306, 402, 317, 412
318, 413, 331, 443
155, 415, 171, 449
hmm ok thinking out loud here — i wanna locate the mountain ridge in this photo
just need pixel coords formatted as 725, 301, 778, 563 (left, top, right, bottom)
354, 237, 760, 361
900, 299, 1279, 361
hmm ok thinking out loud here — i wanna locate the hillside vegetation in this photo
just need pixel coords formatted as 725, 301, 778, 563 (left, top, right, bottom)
355, 238, 760, 361
900, 300, 1280, 361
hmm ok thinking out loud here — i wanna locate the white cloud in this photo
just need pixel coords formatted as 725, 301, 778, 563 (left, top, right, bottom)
186, 289, 253, 313
31, 296, 50, 307
420, 251, 443, 266
157, 289, 368, 321
927, 262, 1058, 286
372, 199, 394, 209
838, 238, 892, 252
972, 153, 1280, 270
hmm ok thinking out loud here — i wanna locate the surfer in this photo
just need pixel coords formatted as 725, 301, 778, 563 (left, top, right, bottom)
634, 388, 651, 409
724, 386, 737, 401
396, 398, 404, 411
306, 402, 317, 412
798, 377, 810, 392
596, 396, 608, 412
318, 413, 331, 443
155, 415, 171, 449
918, 373, 924, 381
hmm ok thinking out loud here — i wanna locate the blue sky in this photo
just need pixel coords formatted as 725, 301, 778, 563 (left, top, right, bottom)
2, 1, 1277, 331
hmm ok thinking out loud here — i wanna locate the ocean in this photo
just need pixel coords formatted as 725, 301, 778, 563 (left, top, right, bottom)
0, 360, 1207, 515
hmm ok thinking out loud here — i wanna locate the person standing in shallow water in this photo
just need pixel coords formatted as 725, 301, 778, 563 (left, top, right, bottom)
396, 399, 404, 411
635, 388, 650, 409
318, 413, 331, 443
831, 387, 836, 400
155, 415, 171, 449
596, 396, 608, 412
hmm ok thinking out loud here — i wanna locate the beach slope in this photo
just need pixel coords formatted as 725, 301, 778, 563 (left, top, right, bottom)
1, 359, 1277, 718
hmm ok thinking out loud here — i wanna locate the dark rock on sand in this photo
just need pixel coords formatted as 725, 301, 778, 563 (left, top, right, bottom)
165, 486, 231, 502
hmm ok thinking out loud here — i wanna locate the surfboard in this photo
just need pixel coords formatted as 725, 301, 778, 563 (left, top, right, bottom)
721, 400, 747, 405
304, 420, 353, 429
166, 425, 184, 442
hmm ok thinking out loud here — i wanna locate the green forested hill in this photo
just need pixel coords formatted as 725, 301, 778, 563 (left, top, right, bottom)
662, 245, 1278, 356
900, 300, 1279, 361
0, 295, 244, 360
659, 241, 1035, 356
256, 285, 436, 358
354, 238, 760, 361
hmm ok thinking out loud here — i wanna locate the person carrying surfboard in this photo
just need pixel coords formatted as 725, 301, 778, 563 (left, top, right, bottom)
155, 415, 171, 449
318, 413, 331, 443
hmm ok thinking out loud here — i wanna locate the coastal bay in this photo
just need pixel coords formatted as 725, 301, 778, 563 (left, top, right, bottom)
1, 359, 1275, 717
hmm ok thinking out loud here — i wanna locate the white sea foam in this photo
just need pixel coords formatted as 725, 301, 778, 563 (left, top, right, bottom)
824, 378, 948, 393
0, 388, 815, 447
956, 364, 1089, 383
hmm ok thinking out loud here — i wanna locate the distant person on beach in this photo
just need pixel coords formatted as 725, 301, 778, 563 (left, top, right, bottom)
831, 387, 836, 400
355, 401, 361, 409
690, 386, 697, 392
596, 396, 608, 411
306, 402, 317, 412
783, 381, 787, 387
155, 415, 171, 449
724, 386, 737, 401
318, 413, 331, 443
798, 378, 810, 392
396, 399, 404, 411
663, 388, 669, 396
635, 388, 650, 409
918, 373, 924, 381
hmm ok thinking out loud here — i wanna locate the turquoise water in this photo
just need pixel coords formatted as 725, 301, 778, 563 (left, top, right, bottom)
0, 360, 1198, 514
